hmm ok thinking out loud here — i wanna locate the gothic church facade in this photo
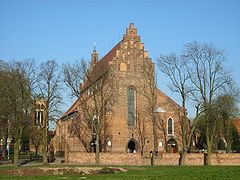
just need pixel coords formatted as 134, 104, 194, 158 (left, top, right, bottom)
52, 24, 183, 156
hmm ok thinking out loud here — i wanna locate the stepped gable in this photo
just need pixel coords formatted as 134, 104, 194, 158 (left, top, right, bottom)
83, 23, 147, 90
63, 23, 145, 117
114, 23, 150, 64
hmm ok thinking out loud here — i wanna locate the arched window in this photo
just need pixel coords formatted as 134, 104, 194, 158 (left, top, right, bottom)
35, 103, 44, 126
167, 118, 174, 135
127, 87, 136, 126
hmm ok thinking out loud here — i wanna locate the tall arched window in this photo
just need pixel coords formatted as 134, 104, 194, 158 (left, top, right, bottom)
167, 118, 174, 135
127, 87, 136, 126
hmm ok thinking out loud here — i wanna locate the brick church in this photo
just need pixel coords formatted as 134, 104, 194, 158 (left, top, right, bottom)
52, 23, 183, 157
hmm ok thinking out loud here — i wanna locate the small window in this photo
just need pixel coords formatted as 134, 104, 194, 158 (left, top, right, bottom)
120, 62, 127, 72
35, 110, 39, 125
35, 104, 44, 126
167, 118, 174, 135
40, 110, 44, 125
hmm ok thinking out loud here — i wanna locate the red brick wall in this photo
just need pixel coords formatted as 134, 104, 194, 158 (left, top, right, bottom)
211, 153, 240, 165
66, 152, 240, 166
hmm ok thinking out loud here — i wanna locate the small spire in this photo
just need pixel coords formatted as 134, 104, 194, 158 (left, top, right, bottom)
93, 42, 96, 51
129, 23, 135, 29
91, 43, 98, 66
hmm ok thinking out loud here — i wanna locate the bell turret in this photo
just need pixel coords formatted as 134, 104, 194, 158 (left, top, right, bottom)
91, 43, 98, 66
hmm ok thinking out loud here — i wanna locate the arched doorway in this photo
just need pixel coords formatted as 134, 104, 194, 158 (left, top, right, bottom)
127, 138, 138, 153
167, 138, 178, 153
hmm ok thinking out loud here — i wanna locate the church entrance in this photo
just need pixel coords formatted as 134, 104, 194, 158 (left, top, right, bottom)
167, 138, 178, 153
127, 138, 137, 153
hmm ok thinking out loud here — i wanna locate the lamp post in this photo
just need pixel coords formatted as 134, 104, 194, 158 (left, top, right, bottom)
152, 107, 166, 165
7, 138, 11, 160
92, 115, 100, 165
7, 119, 11, 161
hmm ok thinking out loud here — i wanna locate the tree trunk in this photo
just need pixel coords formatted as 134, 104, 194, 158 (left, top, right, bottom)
13, 139, 20, 165
152, 112, 158, 165
42, 133, 48, 165
141, 148, 144, 156
204, 150, 212, 165
179, 151, 187, 165
42, 111, 49, 165
164, 135, 168, 153
95, 132, 100, 165
226, 121, 231, 153
205, 136, 212, 165
205, 126, 212, 165
35, 147, 38, 155
13, 126, 23, 165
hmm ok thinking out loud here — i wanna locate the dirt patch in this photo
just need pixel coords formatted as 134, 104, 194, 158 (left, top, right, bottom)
0, 166, 127, 176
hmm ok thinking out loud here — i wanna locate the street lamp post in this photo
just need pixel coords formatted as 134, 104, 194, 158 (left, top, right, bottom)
7, 119, 11, 161
7, 138, 11, 160
92, 115, 100, 165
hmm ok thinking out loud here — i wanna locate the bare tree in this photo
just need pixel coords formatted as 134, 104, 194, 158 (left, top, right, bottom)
5, 62, 33, 165
139, 60, 158, 164
82, 72, 114, 165
213, 89, 239, 152
38, 60, 62, 164
62, 59, 89, 98
0, 60, 43, 165
62, 59, 115, 165
62, 59, 92, 151
157, 42, 233, 165
0, 66, 12, 161
131, 112, 147, 156
184, 41, 232, 165
155, 113, 168, 152
157, 53, 203, 165
68, 112, 92, 152
0, 61, 11, 160
28, 112, 44, 156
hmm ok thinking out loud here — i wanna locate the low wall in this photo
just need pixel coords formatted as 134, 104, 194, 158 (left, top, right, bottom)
67, 152, 149, 165
66, 152, 240, 166
211, 153, 240, 165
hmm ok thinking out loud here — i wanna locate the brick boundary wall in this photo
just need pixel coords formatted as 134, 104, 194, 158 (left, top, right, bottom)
66, 152, 240, 166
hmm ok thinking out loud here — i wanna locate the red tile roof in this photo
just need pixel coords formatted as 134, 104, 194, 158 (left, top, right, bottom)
82, 40, 122, 90
62, 40, 122, 118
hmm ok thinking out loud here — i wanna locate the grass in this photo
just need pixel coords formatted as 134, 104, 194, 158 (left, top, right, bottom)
0, 165, 240, 179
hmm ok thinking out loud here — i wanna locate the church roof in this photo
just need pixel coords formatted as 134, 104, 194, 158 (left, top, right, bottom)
62, 40, 122, 118
62, 23, 146, 118
82, 40, 122, 90
82, 23, 142, 90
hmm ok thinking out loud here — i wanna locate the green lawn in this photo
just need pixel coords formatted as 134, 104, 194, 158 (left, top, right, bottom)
0, 165, 240, 179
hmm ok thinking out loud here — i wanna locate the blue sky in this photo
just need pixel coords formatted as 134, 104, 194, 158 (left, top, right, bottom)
1, 0, 240, 117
